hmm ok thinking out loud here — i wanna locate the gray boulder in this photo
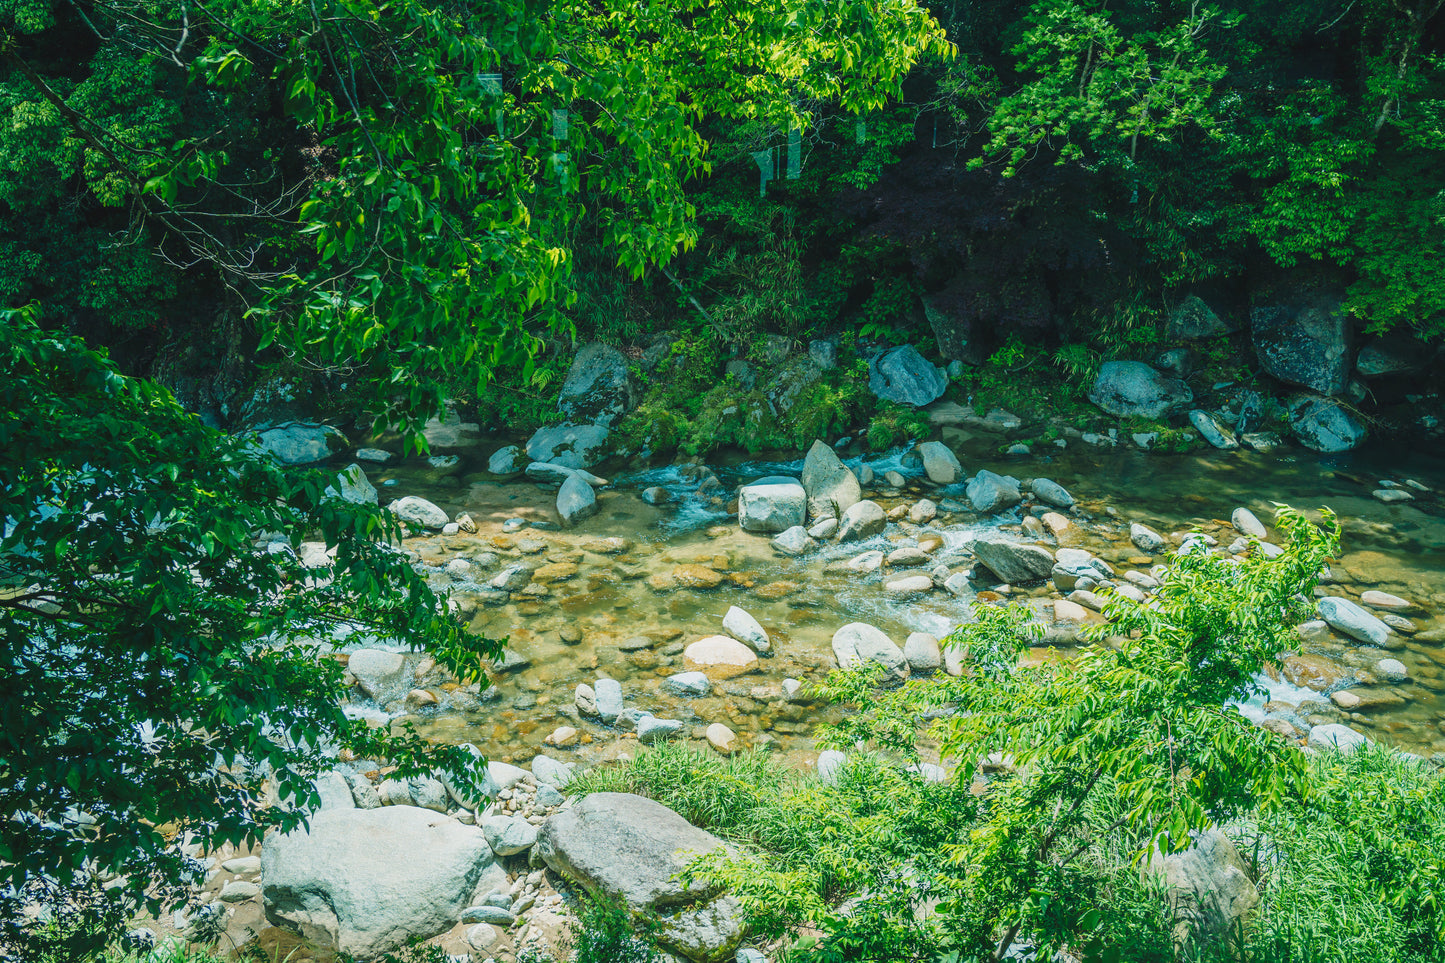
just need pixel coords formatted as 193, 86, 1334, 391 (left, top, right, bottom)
970, 537, 1054, 584
526, 423, 610, 469
1189, 410, 1239, 450
738, 477, 806, 534
1142, 830, 1258, 946
722, 606, 769, 653
594, 678, 624, 724
868, 345, 947, 407
488, 445, 525, 474
1251, 295, 1352, 396
637, 716, 686, 744
1030, 478, 1073, 509
1356, 330, 1431, 378
903, 632, 942, 674
557, 474, 598, 527
261, 806, 502, 959
800, 440, 861, 521
480, 814, 538, 856
917, 441, 962, 484
831, 623, 909, 684
1130, 523, 1166, 554
325, 464, 377, 505
765, 357, 824, 417
771, 526, 816, 556
1318, 596, 1391, 646
557, 342, 638, 427
663, 672, 712, 698
837, 500, 887, 542
1288, 395, 1367, 452
348, 649, 409, 703
1307, 723, 1369, 754
1167, 295, 1235, 340
525, 461, 609, 486
536, 793, 745, 963
1087, 361, 1193, 420
251, 423, 343, 465
967, 470, 1022, 514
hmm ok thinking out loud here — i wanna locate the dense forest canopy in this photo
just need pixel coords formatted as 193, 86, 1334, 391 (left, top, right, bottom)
2, 1, 1443, 428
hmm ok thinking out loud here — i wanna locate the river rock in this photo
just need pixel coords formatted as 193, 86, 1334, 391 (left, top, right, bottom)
557, 342, 638, 427
1143, 830, 1258, 946
738, 477, 806, 534
831, 623, 908, 683
1189, 410, 1239, 450
536, 793, 745, 962
722, 607, 769, 653
1231, 508, 1267, 539
664, 672, 712, 698
638, 716, 686, 744
595, 678, 624, 724
261, 806, 501, 959
251, 423, 343, 465
884, 547, 928, 569
869, 345, 947, 407
907, 499, 938, 524
348, 649, 408, 703
323, 464, 378, 506
903, 633, 942, 674
1361, 590, 1415, 611
1251, 295, 1351, 396
1030, 478, 1073, 509
1130, 524, 1165, 554
808, 517, 839, 539
1281, 655, 1348, 691
525, 461, 610, 486
488, 445, 525, 474
1307, 723, 1368, 753
526, 423, 610, 469
1167, 294, 1234, 339
556, 475, 598, 527
885, 574, 933, 596
1355, 330, 1431, 378
1318, 596, 1391, 646
684, 636, 759, 679
1287, 394, 1367, 452
1376, 658, 1408, 683
706, 723, 737, 754
845, 550, 884, 573
970, 537, 1054, 584
967, 470, 1022, 513
838, 500, 886, 542
530, 754, 576, 789
917, 441, 962, 484
642, 486, 673, 505
1087, 361, 1193, 420
673, 565, 724, 589
481, 814, 538, 856
772, 526, 817, 556
800, 439, 861, 520
575, 683, 597, 717
387, 496, 449, 530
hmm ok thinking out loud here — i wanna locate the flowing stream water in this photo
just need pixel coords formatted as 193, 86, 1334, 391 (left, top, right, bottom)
343, 430, 1445, 771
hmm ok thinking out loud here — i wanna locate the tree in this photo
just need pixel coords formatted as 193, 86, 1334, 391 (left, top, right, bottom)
0, 306, 499, 957
692, 507, 1341, 960
0, 0, 950, 432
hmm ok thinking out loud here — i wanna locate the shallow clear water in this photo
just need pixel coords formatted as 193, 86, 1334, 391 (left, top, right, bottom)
350, 430, 1445, 768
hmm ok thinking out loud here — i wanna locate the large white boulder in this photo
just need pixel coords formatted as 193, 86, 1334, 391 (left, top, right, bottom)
917, 442, 962, 484
387, 495, 449, 530
261, 806, 503, 959
557, 474, 598, 526
738, 477, 806, 533
831, 623, 908, 684
837, 500, 886, 542
1317, 596, 1391, 646
800, 440, 861, 520
536, 793, 745, 963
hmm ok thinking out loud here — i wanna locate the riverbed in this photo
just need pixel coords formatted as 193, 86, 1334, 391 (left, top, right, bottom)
345, 429, 1445, 770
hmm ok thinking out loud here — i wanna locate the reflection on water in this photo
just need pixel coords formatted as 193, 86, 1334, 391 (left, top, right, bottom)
352, 430, 1445, 767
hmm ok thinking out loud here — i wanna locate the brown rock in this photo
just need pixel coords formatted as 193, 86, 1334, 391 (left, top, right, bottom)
1281, 654, 1349, 691
672, 565, 724, 589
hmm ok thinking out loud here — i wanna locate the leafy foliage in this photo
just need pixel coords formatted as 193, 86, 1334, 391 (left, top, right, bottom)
0, 309, 500, 953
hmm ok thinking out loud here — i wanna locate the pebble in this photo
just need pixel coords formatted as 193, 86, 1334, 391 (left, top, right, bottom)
544, 726, 578, 748
706, 723, 738, 753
